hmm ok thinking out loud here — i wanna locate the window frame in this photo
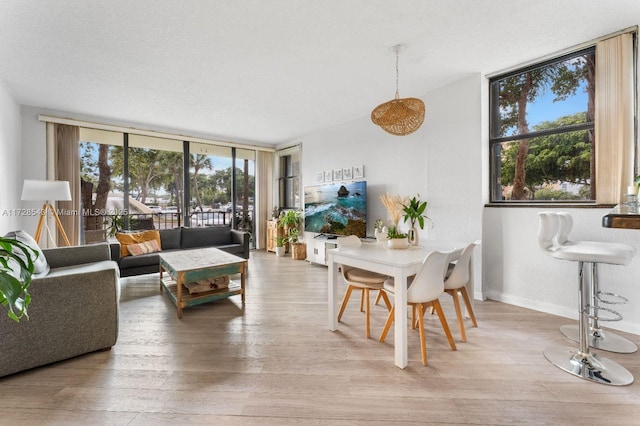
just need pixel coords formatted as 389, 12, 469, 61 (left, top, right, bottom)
488, 47, 596, 204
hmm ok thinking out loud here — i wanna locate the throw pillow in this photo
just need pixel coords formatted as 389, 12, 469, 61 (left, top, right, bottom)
3, 230, 50, 278
115, 230, 161, 257
126, 239, 161, 256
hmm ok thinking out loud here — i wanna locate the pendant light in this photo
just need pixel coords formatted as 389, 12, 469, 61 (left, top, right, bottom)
371, 45, 425, 136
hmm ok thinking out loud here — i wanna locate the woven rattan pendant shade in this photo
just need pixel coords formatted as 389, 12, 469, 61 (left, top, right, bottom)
371, 97, 425, 136
371, 45, 425, 136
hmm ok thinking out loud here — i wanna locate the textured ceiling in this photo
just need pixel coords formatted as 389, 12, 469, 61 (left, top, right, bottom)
0, 0, 639, 145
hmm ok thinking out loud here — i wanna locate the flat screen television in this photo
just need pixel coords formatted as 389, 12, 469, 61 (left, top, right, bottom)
304, 180, 367, 238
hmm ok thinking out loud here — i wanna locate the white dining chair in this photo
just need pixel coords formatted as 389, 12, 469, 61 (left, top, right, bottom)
442, 240, 480, 342
379, 249, 456, 366
336, 235, 391, 338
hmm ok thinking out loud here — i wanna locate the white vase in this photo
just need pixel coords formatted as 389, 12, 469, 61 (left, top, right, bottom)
275, 246, 285, 257
407, 226, 419, 246
375, 227, 388, 243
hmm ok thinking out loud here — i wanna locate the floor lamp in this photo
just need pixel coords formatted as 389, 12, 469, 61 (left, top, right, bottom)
21, 180, 72, 247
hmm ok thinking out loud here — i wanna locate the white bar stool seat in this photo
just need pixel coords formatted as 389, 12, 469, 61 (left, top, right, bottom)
538, 211, 635, 386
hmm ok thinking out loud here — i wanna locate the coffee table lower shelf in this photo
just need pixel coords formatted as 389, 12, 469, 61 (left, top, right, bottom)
160, 278, 243, 310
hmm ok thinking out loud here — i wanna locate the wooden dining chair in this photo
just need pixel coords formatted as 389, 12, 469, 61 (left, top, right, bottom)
336, 235, 391, 338
379, 249, 456, 365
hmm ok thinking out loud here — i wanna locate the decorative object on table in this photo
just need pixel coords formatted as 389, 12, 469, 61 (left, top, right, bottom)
272, 206, 280, 220
386, 226, 408, 249
21, 179, 72, 246
0, 235, 38, 322
371, 45, 425, 136
380, 192, 408, 229
373, 219, 387, 243
342, 167, 352, 180
402, 194, 432, 246
353, 165, 364, 179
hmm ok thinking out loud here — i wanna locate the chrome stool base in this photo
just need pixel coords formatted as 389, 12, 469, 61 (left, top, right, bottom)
560, 324, 638, 354
544, 345, 634, 386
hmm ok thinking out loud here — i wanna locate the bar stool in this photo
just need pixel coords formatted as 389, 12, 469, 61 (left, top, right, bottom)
538, 211, 635, 385
555, 212, 637, 354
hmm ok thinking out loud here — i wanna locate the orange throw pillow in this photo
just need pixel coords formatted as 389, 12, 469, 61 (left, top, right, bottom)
115, 230, 161, 257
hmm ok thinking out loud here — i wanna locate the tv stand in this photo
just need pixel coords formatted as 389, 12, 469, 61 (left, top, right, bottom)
306, 232, 338, 266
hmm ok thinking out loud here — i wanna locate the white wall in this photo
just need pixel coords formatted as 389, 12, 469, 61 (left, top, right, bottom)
0, 79, 22, 234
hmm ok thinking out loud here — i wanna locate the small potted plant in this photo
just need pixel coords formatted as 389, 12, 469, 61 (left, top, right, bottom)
287, 227, 307, 260
402, 195, 431, 246
386, 226, 409, 249
274, 236, 287, 257
374, 219, 388, 243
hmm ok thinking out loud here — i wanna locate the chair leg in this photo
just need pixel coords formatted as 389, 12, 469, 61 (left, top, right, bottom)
432, 299, 457, 351
374, 291, 382, 305
364, 288, 371, 338
379, 290, 392, 311
459, 286, 478, 327
446, 288, 467, 342
379, 305, 395, 342
416, 303, 428, 365
359, 288, 365, 312
338, 285, 354, 322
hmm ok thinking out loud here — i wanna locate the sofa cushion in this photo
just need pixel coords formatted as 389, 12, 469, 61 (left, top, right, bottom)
115, 230, 161, 257
3, 230, 50, 278
181, 226, 231, 249
160, 228, 181, 250
126, 239, 161, 256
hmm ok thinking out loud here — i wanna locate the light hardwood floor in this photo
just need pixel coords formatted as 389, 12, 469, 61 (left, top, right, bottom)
2, 250, 640, 425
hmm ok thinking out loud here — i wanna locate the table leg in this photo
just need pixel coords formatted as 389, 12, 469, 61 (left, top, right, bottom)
328, 255, 338, 331
394, 268, 408, 369
241, 262, 246, 303
177, 271, 183, 319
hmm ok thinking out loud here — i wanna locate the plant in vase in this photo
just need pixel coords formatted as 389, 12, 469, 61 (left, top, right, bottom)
274, 236, 287, 257
380, 193, 408, 229
386, 226, 408, 249
287, 227, 307, 260
402, 195, 432, 246
374, 219, 388, 243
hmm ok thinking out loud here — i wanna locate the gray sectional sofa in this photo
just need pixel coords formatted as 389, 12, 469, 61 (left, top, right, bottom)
110, 226, 250, 277
0, 242, 120, 378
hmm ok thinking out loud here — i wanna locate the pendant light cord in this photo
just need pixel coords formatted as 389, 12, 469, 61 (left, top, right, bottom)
395, 49, 400, 100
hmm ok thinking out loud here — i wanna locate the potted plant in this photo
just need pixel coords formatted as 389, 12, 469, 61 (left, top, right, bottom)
386, 226, 409, 249
287, 227, 307, 260
374, 219, 388, 243
0, 237, 37, 322
279, 210, 303, 252
402, 195, 431, 246
274, 236, 287, 257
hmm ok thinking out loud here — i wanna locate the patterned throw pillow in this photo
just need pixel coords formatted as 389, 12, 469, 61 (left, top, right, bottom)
2, 230, 50, 277
126, 239, 161, 256
115, 230, 161, 257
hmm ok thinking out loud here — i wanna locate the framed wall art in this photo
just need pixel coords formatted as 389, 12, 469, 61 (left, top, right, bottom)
353, 165, 364, 179
324, 170, 333, 182
316, 172, 325, 183
343, 167, 352, 180
333, 168, 343, 181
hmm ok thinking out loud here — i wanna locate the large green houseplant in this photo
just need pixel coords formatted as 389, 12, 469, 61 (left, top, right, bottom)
0, 237, 37, 321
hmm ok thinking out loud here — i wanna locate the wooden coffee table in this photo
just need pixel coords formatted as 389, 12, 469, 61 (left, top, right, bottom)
159, 247, 247, 318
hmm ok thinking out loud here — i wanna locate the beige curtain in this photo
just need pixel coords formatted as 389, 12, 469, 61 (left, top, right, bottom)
255, 150, 274, 250
595, 32, 635, 204
52, 124, 81, 245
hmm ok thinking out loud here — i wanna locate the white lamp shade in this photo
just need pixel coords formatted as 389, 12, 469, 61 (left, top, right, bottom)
21, 180, 72, 201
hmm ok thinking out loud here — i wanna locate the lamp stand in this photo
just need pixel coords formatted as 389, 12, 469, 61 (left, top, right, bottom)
34, 202, 71, 247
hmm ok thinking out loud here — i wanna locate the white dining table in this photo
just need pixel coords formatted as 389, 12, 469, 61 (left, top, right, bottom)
327, 239, 469, 369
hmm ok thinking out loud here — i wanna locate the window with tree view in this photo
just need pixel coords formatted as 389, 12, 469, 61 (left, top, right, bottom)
490, 47, 595, 202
